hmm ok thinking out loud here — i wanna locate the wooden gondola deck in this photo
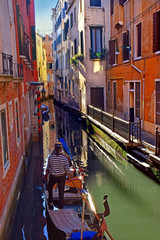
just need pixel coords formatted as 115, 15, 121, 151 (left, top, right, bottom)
48, 208, 90, 238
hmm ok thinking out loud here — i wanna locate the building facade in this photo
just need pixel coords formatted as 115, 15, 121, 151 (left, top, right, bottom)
107, 0, 160, 135
0, 0, 38, 239
43, 35, 54, 97
52, 0, 110, 113
36, 33, 48, 96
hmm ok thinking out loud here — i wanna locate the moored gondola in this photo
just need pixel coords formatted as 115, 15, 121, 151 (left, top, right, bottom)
44, 139, 113, 240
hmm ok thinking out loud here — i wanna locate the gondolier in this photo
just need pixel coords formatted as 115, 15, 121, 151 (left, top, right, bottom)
47, 142, 72, 209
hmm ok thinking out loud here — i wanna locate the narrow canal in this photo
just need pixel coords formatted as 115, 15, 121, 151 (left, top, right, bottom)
9, 100, 160, 240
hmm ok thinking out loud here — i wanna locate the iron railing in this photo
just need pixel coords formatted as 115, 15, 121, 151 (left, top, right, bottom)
89, 48, 106, 60
0, 52, 13, 75
87, 105, 142, 144
13, 63, 24, 78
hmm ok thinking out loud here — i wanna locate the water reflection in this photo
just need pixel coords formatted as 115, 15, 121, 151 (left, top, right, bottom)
86, 137, 160, 240
9, 102, 160, 240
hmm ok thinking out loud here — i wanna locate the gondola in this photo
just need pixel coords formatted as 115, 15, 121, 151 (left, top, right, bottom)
45, 138, 113, 240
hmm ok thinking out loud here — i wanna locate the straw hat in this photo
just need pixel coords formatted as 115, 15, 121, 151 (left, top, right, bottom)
55, 142, 62, 148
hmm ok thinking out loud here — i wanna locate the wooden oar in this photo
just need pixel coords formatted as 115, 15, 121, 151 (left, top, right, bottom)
66, 172, 114, 240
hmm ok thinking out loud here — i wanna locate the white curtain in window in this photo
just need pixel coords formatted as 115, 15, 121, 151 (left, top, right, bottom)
96, 28, 101, 52
92, 29, 96, 52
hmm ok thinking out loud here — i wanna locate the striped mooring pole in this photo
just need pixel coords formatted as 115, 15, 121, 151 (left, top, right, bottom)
37, 88, 41, 134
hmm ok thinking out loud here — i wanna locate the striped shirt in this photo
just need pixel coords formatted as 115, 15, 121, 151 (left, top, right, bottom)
48, 154, 70, 176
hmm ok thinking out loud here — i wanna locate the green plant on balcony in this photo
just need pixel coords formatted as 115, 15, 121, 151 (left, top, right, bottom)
89, 48, 107, 60
70, 53, 84, 66
76, 53, 84, 61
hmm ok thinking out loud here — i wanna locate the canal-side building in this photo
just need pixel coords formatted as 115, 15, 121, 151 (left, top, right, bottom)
0, 0, 38, 239
107, 0, 160, 135
43, 34, 54, 97
52, 0, 110, 114
36, 33, 48, 96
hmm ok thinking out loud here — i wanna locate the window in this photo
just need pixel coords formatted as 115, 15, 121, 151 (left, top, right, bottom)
135, 82, 140, 118
153, 11, 160, 52
61, 77, 63, 89
47, 74, 50, 82
15, 100, 20, 141
108, 81, 110, 92
91, 88, 104, 110
109, 38, 118, 65
64, 1, 67, 10
62, 8, 65, 18
156, 81, 160, 124
69, 80, 71, 95
119, 0, 127, 5
70, 13, 73, 28
74, 39, 77, 55
123, 30, 130, 61
90, 0, 101, 7
72, 46, 74, 57
137, 23, 142, 57
72, 80, 74, 96
113, 82, 117, 110
110, 0, 114, 16
74, 8, 76, 23
47, 63, 52, 69
8, 101, 13, 131
65, 76, 67, 89
80, 31, 84, 54
0, 105, 9, 170
80, 0, 82, 13
90, 27, 102, 54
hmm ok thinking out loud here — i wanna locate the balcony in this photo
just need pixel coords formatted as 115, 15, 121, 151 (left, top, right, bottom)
19, 33, 31, 64
89, 48, 106, 60
0, 52, 13, 76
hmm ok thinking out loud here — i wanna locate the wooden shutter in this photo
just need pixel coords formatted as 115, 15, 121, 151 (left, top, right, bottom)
137, 23, 142, 57
153, 12, 160, 52
126, 30, 129, 60
123, 32, 127, 61
109, 40, 115, 65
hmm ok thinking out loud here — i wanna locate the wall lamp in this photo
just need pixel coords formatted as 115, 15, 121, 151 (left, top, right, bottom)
41, 86, 46, 99
116, 46, 131, 54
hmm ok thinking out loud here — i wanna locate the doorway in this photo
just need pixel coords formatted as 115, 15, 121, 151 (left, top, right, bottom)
91, 87, 104, 110
129, 91, 134, 122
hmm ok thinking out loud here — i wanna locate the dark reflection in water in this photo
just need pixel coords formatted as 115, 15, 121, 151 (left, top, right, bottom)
9, 141, 48, 240
9, 103, 83, 240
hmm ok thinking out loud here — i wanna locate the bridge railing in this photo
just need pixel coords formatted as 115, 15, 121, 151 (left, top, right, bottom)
87, 105, 141, 144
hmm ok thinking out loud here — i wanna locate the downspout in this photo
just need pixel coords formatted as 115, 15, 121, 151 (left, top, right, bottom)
60, 1, 63, 102
130, 0, 145, 127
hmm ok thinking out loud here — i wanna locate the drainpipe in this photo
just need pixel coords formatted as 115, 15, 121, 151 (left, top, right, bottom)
130, 0, 145, 127
60, 1, 63, 102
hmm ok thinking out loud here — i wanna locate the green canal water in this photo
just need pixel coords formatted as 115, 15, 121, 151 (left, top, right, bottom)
84, 137, 160, 240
